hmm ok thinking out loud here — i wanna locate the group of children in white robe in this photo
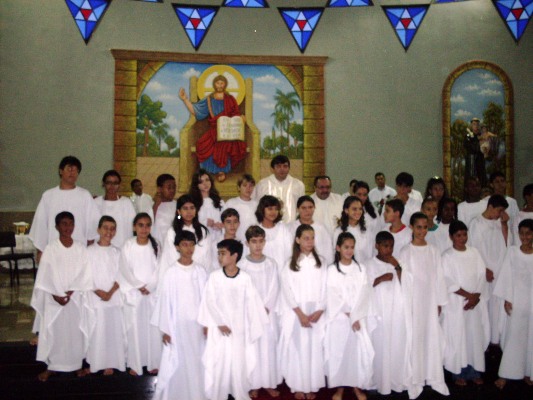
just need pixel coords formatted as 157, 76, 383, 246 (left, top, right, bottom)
29, 157, 533, 398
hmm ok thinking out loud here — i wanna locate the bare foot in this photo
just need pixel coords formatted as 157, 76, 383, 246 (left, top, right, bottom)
103, 368, 114, 376
148, 368, 159, 375
494, 378, 506, 389
332, 388, 343, 400
129, 369, 139, 376
306, 393, 316, 400
524, 376, 533, 386
76, 368, 89, 377
266, 388, 280, 398
354, 387, 367, 400
37, 369, 55, 382
295, 392, 305, 400
454, 378, 467, 386
249, 389, 259, 398
30, 336, 39, 346
472, 377, 484, 385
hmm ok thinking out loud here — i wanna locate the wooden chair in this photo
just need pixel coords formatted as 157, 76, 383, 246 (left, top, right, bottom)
0, 232, 36, 286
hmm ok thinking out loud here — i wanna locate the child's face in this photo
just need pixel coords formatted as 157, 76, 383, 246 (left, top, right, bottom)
98, 221, 117, 244
264, 205, 280, 224
217, 248, 237, 268
354, 187, 369, 204
336, 238, 355, 261
451, 229, 468, 251
178, 202, 196, 223
429, 184, 445, 201
396, 184, 411, 198
239, 180, 255, 199
383, 206, 397, 224
198, 174, 211, 195
486, 205, 505, 220
526, 193, 533, 207
134, 217, 152, 241
465, 179, 481, 198
56, 218, 75, 239
346, 201, 363, 224
59, 164, 79, 186
223, 215, 240, 237
247, 236, 266, 257
411, 218, 428, 242
159, 179, 176, 201
518, 226, 533, 247
132, 181, 143, 196
176, 240, 195, 259
441, 202, 456, 224
422, 201, 438, 221
375, 240, 394, 258
296, 229, 315, 254
491, 176, 507, 195
375, 175, 385, 188
104, 175, 120, 197
297, 201, 315, 221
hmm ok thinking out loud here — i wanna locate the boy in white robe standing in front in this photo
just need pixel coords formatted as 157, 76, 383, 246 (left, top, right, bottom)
152, 174, 177, 245
31, 211, 93, 382
198, 239, 268, 400
152, 230, 207, 400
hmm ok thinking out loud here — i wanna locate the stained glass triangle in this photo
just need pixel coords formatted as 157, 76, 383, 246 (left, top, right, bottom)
65, 0, 111, 44
492, 0, 533, 42
383, 5, 428, 50
172, 4, 219, 50
279, 8, 324, 53
327, 0, 373, 7
223, 0, 269, 8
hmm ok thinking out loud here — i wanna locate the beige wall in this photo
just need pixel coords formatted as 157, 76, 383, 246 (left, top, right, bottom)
1, 0, 532, 211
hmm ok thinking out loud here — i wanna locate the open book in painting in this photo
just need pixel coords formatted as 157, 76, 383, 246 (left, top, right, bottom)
217, 116, 245, 141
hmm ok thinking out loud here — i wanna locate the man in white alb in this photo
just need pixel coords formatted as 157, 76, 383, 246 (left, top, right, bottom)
369, 172, 397, 215
310, 175, 343, 236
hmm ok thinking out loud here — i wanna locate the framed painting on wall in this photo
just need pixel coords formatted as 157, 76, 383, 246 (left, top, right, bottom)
111, 51, 327, 198
442, 60, 514, 200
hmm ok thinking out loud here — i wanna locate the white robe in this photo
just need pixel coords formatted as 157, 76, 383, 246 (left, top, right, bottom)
239, 256, 282, 389
426, 224, 452, 255
151, 261, 207, 400
468, 214, 507, 344
198, 197, 223, 235
279, 254, 327, 394
254, 174, 305, 223
288, 220, 334, 265
399, 243, 449, 398
31, 239, 93, 371
401, 197, 422, 227
324, 261, 374, 389
458, 200, 486, 227
369, 186, 397, 213
511, 210, 533, 246
310, 193, 343, 236
223, 197, 259, 243
198, 268, 268, 400
493, 246, 533, 379
366, 256, 415, 397
333, 224, 375, 264
389, 226, 412, 258
118, 237, 161, 374
86, 243, 126, 372
94, 196, 136, 247
260, 223, 293, 273
29, 186, 101, 251
152, 200, 176, 245
131, 192, 154, 215
441, 246, 490, 374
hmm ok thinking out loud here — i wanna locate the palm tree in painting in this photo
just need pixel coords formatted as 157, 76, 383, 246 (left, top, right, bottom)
273, 89, 301, 145
271, 109, 288, 152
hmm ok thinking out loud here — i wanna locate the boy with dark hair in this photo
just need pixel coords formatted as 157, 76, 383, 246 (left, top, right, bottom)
489, 171, 519, 221
394, 172, 421, 225
511, 183, 533, 245
198, 239, 268, 400
458, 176, 485, 226
210, 208, 242, 271
130, 178, 154, 215
152, 174, 177, 244
383, 198, 412, 257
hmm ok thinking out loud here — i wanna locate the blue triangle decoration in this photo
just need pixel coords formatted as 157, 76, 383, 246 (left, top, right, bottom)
65, 0, 111, 44
223, 0, 268, 8
383, 5, 429, 51
278, 8, 324, 53
172, 4, 219, 50
492, 0, 533, 42
327, 0, 373, 7
432, 0, 467, 3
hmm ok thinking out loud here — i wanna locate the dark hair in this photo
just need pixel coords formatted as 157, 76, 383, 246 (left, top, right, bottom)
133, 212, 158, 257
487, 194, 509, 209
385, 198, 404, 217
338, 196, 366, 232
173, 194, 208, 242
102, 169, 121, 184
395, 172, 414, 187
422, 196, 438, 208
375, 230, 394, 244
449, 220, 468, 236
353, 180, 377, 219
130, 178, 141, 190
98, 215, 116, 229
156, 174, 175, 188
518, 218, 533, 232
245, 225, 266, 241
237, 174, 255, 187
523, 183, 533, 201
189, 169, 222, 210
375, 172, 385, 179
313, 175, 331, 187
334, 232, 359, 274
221, 208, 240, 222
174, 230, 197, 246
217, 239, 243, 262
437, 197, 458, 223
55, 211, 74, 226
270, 155, 290, 168
424, 176, 448, 199
489, 171, 505, 183
58, 156, 82, 174
410, 211, 428, 226
255, 195, 283, 224
290, 224, 321, 272
296, 195, 315, 220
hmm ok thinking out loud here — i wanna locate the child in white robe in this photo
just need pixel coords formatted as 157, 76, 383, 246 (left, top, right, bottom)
198, 239, 268, 400
190, 169, 224, 234
151, 230, 207, 400
494, 219, 533, 389
423, 197, 450, 255
367, 231, 415, 397
325, 232, 374, 400
436, 197, 458, 253
119, 213, 161, 376
86, 216, 126, 375
223, 174, 259, 243
240, 225, 282, 398
383, 199, 412, 257
441, 220, 489, 386
209, 208, 243, 270
399, 212, 449, 398
279, 224, 327, 400
31, 211, 93, 382
152, 174, 176, 245
511, 183, 533, 245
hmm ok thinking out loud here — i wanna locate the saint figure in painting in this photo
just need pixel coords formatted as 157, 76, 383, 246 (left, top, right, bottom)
464, 117, 486, 188
179, 75, 247, 181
